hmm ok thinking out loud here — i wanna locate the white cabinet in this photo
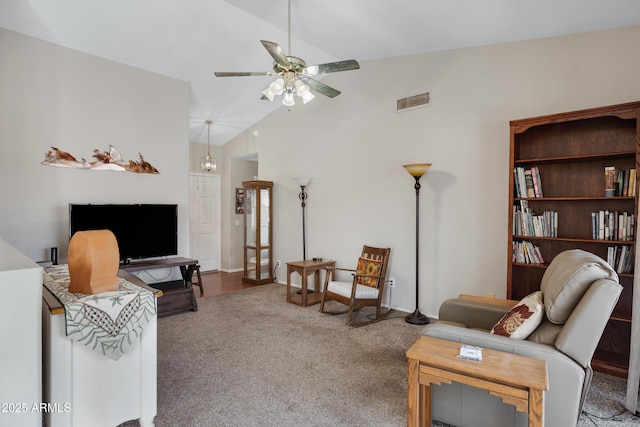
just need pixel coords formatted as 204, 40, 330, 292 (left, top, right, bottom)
0, 237, 42, 427
42, 278, 157, 427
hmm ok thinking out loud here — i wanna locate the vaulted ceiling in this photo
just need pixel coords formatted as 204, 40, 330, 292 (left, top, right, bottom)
2, 0, 639, 145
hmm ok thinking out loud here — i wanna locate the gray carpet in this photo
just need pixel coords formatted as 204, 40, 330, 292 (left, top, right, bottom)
123, 283, 639, 426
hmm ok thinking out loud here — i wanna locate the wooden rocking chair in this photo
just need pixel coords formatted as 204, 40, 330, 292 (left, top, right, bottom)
319, 245, 391, 326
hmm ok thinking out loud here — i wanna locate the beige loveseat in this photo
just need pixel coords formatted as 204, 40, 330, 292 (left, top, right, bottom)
421, 249, 622, 427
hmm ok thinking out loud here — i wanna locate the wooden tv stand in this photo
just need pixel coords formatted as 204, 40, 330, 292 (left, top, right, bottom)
120, 257, 199, 317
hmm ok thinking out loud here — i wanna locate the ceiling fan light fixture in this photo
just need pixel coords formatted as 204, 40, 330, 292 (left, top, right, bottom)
264, 77, 286, 102
294, 80, 314, 103
282, 91, 295, 106
272, 78, 284, 95
301, 91, 315, 104
294, 79, 309, 95
262, 87, 276, 101
213, 0, 360, 105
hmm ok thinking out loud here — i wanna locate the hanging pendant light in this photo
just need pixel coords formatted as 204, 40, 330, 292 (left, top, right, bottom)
201, 120, 216, 172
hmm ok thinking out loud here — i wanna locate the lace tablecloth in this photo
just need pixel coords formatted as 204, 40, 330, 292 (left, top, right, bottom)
43, 265, 156, 360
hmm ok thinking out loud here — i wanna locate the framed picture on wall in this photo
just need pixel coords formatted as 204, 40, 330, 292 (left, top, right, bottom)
235, 188, 245, 214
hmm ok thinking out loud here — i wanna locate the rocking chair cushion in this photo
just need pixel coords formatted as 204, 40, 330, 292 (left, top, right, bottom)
356, 257, 383, 287
327, 281, 379, 299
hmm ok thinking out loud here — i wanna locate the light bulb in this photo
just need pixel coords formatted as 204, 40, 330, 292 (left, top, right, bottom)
262, 87, 275, 102
301, 91, 315, 104
272, 78, 284, 95
295, 79, 308, 95
283, 92, 295, 106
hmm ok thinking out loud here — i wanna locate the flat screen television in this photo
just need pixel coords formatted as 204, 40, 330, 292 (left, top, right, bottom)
69, 203, 178, 263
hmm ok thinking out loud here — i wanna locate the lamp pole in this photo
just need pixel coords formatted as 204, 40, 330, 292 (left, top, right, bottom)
299, 185, 308, 260
294, 177, 313, 260
403, 164, 432, 325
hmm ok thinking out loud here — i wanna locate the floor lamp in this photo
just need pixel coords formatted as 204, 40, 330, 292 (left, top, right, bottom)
403, 163, 432, 325
294, 177, 312, 260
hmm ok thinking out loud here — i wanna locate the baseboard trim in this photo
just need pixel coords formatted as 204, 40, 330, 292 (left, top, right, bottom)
219, 268, 244, 273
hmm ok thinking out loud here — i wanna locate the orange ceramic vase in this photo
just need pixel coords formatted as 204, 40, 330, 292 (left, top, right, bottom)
68, 229, 120, 294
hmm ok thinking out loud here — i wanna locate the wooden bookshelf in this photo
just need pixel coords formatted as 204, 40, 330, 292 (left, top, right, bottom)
508, 101, 640, 378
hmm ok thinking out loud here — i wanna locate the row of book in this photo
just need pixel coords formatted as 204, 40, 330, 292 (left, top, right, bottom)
607, 245, 634, 274
513, 241, 634, 273
604, 167, 636, 197
512, 240, 544, 264
513, 201, 558, 237
514, 166, 543, 198
516, 165, 637, 198
591, 211, 635, 241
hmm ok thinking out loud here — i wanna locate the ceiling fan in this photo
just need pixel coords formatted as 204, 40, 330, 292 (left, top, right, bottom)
214, 0, 360, 106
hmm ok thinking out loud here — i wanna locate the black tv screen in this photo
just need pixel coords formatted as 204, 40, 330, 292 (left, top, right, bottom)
69, 204, 178, 262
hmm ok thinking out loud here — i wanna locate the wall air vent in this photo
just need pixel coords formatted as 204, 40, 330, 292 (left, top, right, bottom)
396, 92, 431, 112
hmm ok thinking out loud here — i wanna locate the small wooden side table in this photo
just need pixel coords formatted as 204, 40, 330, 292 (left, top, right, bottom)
286, 260, 336, 307
406, 335, 548, 427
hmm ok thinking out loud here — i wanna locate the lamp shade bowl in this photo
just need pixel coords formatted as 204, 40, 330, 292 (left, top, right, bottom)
403, 163, 432, 177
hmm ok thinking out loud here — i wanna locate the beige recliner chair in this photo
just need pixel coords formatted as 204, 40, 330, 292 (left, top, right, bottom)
421, 249, 622, 427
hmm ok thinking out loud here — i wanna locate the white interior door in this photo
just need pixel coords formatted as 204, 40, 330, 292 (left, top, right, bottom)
189, 173, 220, 271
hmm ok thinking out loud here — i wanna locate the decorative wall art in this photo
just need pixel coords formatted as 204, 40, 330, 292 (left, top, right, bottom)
42, 145, 159, 174
235, 188, 245, 214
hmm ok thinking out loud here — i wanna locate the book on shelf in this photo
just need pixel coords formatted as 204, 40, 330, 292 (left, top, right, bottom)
512, 240, 544, 265
515, 167, 525, 198
530, 166, 542, 197
605, 167, 637, 197
622, 169, 629, 197
514, 166, 543, 198
512, 203, 557, 237
592, 210, 634, 241
524, 169, 535, 198
607, 245, 634, 274
605, 166, 617, 197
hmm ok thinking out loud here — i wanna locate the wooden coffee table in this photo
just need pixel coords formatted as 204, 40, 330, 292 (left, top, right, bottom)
406, 335, 548, 427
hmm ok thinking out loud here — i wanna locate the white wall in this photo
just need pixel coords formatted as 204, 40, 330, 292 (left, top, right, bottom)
194, 132, 257, 272
227, 158, 258, 271
226, 26, 640, 317
220, 132, 259, 271
0, 29, 190, 263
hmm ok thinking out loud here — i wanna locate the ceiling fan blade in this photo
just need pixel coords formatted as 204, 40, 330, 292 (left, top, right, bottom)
301, 60, 360, 76
300, 78, 341, 98
260, 40, 292, 70
214, 71, 274, 77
